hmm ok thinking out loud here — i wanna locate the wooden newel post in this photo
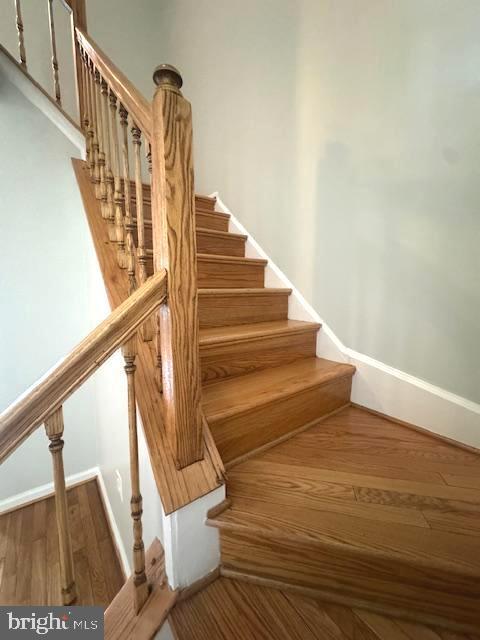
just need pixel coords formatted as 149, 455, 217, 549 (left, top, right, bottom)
151, 64, 204, 469
44, 407, 77, 605
122, 335, 149, 614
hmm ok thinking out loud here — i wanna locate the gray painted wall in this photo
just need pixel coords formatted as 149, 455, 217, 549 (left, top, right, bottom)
68, 0, 480, 403
3, 1, 478, 404
0, 75, 97, 498
153, 0, 480, 403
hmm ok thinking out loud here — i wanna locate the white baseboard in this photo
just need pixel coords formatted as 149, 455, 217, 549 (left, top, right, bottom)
212, 192, 480, 450
96, 470, 131, 578
0, 465, 131, 578
0, 467, 98, 514
0, 44, 85, 156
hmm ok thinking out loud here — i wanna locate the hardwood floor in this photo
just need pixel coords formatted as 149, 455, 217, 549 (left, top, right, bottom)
209, 407, 480, 632
169, 577, 478, 640
0, 479, 124, 606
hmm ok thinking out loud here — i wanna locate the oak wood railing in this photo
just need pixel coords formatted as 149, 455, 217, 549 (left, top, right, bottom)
0, 270, 167, 607
6, 0, 205, 470
2, 0, 210, 613
75, 26, 204, 468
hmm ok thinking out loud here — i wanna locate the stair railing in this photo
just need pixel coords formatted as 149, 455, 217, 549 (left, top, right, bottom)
2, 0, 207, 608
74, 26, 204, 469
6, 0, 205, 467
0, 271, 167, 608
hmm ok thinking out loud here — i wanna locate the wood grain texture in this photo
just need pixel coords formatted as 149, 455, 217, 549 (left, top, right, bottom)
195, 210, 230, 231
169, 577, 478, 640
136, 224, 246, 257
209, 407, 480, 631
76, 28, 152, 138
198, 288, 291, 328
105, 538, 177, 640
151, 71, 204, 468
204, 358, 354, 462
73, 159, 224, 513
0, 480, 123, 606
0, 268, 166, 464
146, 252, 267, 287
199, 320, 320, 384
44, 407, 76, 605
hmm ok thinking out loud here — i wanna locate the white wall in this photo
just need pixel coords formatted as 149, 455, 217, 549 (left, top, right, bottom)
153, 0, 480, 405
0, 74, 97, 499
0, 0, 78, 120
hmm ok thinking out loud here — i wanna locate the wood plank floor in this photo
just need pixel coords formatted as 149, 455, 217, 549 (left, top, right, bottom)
209, 406, 480, 630
223, 406, 480, 561
0, 479, 124, 606
169, 577, 478, 640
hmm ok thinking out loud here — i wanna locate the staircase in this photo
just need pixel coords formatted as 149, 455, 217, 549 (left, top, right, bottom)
135, 185, 355, 463
80, 166, 480, 636
1, 2, 479, 638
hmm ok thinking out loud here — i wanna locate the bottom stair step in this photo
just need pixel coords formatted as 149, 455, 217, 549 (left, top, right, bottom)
203, 357, 355, 463
208, 407, 480, 633
168, 576, 478, 640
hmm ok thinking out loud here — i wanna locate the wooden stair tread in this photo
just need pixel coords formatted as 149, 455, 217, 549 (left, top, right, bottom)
210, 407, 480, 573
209, 407, 480, 630
146, 250, 265, 266
199, 319, 321, 345
196, 227, 246, 240
211, 495, 480, 574
203, 357, 355, 422
198, 287, 292, 296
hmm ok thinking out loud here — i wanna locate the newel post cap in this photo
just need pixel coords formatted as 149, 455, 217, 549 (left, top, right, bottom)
153, 64, 183, 92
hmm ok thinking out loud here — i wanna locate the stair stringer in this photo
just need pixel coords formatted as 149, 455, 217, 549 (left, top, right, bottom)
212, 192, 480, 451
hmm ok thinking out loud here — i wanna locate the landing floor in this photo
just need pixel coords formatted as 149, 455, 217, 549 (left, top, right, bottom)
221, 406, 480, 574
0, 479, 124, 606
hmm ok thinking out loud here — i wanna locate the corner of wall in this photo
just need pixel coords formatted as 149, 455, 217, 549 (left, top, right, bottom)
211, 192, 480, 450
163, 485, 225, 590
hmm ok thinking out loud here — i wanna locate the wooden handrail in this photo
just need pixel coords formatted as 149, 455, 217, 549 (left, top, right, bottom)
0, 269, 167, 463
75, 28, 152, 139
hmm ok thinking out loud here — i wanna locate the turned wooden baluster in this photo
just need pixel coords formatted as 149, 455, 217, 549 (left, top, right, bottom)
44, 407, 77, 605
87, 59, 99, 184
108, 90, 126, 268
79, 47, 89, 133
79, 49, 91, 170
151, 65, 203, 467
47, 0, 62, 106
119, 105, 137, 294
68, 0, 87, 122
14, 0, 27, 69
122, 335, 150, 613
94, 69, 107, 209
102, 79, 115, 240
146, 144, 162, 385
131, 125, 152, 341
